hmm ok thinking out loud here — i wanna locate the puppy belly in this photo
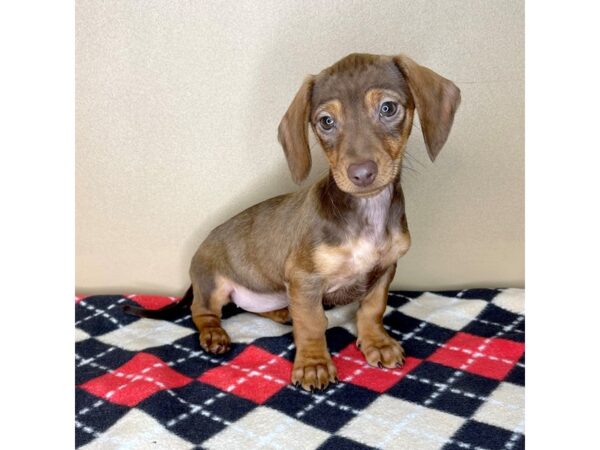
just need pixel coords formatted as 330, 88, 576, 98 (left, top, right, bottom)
229, 283, 289, 313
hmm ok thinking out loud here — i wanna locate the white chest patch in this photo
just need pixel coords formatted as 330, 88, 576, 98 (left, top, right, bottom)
316, 237, 383, 293
348, 237, 381, 271
314, 186, 410, 293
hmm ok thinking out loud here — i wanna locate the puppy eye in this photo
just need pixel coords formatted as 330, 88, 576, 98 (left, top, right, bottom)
319, 115, 335, 131
379, 101, 398, 118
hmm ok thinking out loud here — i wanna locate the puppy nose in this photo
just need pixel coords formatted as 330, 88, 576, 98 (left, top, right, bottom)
347, 160, 378, 187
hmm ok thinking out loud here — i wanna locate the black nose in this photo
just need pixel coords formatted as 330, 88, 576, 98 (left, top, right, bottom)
347, 160, 378, 187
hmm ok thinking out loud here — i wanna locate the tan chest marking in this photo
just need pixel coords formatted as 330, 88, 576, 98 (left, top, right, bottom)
314, 230, 410, 292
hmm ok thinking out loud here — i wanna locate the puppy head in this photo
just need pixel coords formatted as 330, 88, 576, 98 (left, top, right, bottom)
278, 53, 461, 195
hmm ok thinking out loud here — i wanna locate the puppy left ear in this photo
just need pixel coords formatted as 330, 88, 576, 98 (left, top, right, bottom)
278, 76, 315, 184
393, 55, 461, 161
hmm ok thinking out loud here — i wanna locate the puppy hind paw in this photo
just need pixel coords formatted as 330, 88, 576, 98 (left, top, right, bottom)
199, 327, 231, 354
257, 307, 291, 324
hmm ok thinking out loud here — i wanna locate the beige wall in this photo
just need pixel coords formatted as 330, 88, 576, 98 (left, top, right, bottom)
76, 0, 524, 295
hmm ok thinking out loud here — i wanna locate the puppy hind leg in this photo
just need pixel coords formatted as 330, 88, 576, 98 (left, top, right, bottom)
257, 307, 291, 324
191, 274, 232, 355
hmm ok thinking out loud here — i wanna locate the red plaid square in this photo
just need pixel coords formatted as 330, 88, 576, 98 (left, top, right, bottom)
127, 294, 179, 310
428, 332, 524, 380
198, 346, 292, 404
333, 344, 422, 393
80, 353, 192, 406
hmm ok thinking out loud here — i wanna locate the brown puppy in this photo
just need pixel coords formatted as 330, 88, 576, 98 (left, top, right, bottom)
125, 53, 460, 392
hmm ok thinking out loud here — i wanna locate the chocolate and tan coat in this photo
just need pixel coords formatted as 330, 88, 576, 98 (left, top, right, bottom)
125, 53, 460, 392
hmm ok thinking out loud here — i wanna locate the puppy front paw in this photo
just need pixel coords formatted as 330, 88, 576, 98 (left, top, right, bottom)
357, 332, 405, 369
199, 327, 231, 354
292, 352, 338, 392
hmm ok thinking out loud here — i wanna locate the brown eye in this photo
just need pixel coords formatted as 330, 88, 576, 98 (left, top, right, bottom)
380, 101, 398, 118
319, 115, 335, 131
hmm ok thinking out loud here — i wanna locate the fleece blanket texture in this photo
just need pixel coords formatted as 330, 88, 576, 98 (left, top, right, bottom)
75, 288, 525, 449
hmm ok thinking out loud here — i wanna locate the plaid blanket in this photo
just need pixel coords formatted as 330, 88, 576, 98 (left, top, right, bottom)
75, 288, 524, 449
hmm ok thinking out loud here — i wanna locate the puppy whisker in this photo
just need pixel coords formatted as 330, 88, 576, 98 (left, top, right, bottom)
127, 52, 460, 392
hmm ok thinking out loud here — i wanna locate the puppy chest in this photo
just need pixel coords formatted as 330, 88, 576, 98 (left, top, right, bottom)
314, 232, 409, 290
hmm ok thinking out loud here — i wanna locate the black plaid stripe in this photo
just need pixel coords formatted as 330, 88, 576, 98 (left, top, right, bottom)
384, 310, 457, 359
75, 295, 137, 337
266, 377, 381, 433
462, 303, 525, 341
75, 388, 130, 448
318, 435, 378, 449
252, 333, 296, 361
387, 361, 501, 417
434, 289, 503, 300
505, 354, 525, 386
137, 383, 257, 445
144, 333, 249, 378
75, 338, 135, 385
75, 289, 525, 449
443, 420, 525, 450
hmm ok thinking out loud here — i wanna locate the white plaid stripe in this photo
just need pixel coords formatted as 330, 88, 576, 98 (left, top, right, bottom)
286, 291, 479, 438
79, 409, 196, 450
75, 355, 287, 449
202, 407, 330, 450
76, 297, 128, 327
77, 412, 190, 449
504, 418, 525, 449
334, 352, 521, 411
76, 308, 192, 369
384, 325, 525, 368
77, 331, 301, 437
75, 419, 101, 439
264, 301, 456, 448
77, 290, 525, 449
77, 399, 104, 417
293, 300, 439, 420
168, 302, 522, 449
75, 339, 294, 427
375, 300, 524, 449
338, 395, 485, 450
383, 314, 524, 449
80, 314, 380, 429
97, 318, 195, 351
76, 418, 135, 448
389, 291, 524, 334
128, 300, 426, 446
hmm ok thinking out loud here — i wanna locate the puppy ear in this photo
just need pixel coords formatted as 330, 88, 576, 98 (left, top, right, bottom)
393, 55, 461, 161
278, 76, 315, 183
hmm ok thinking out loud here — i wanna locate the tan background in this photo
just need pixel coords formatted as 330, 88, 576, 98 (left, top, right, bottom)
76, 0, 524, 295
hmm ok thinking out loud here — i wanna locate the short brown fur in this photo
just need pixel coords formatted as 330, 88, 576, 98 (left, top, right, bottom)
130, 53, 460, 391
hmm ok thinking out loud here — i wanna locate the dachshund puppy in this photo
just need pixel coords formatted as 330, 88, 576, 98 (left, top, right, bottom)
125, 53, 460, 391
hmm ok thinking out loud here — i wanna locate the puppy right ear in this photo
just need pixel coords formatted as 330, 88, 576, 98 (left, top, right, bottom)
277, 76, 315, 184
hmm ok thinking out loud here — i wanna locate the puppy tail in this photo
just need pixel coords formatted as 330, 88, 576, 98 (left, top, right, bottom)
122, 286, 193, 320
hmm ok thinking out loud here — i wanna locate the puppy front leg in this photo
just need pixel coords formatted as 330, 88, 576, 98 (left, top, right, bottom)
356, 264, 405, 368
288, 277, 337, 391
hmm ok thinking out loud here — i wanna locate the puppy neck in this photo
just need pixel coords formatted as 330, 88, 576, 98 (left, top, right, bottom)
357, 184, 393, 238
317, 172, 397, 238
